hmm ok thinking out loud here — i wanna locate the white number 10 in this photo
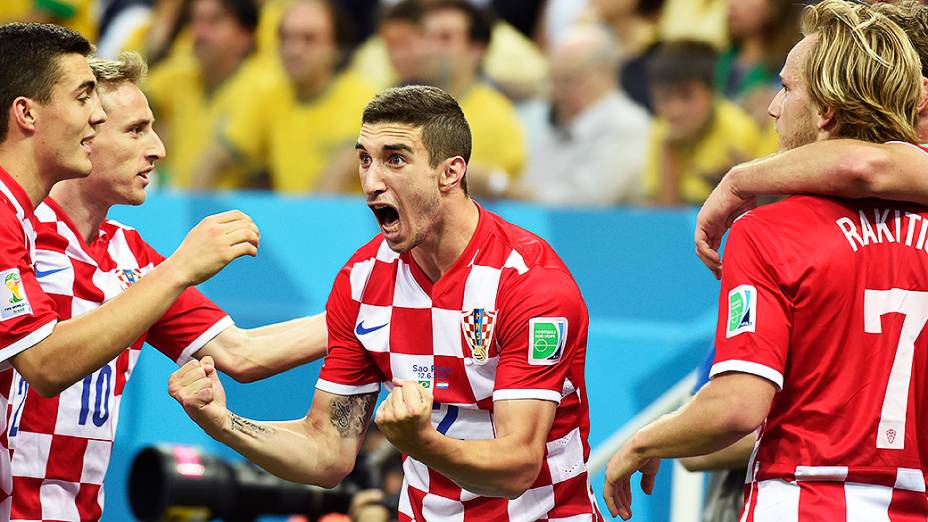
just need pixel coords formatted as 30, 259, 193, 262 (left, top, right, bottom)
864, 289, 928, 450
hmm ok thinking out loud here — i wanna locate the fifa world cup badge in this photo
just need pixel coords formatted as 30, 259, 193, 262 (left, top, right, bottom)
461, 308, 497, 364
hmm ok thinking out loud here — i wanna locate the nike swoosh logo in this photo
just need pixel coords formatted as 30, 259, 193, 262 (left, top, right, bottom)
35, 267, 69, 278
356, 321, 388, 335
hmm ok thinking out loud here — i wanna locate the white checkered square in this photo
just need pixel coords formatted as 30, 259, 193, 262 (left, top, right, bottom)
394, 260, 431, 309
508, 485, 555, 522
442, 407, 493, 440
31, 249, 72, 295
356, 304, 392, 353
79, 440, 112, 485
462, 265, 501, 310
432, 308, 464, 358
463, 356, 499, 401
390, 353, 435, 383
375, 241, 400, 263
546, 428, 586, 484
422, 493, 464, 521
10, 432, 52, 478
39, 480, 80, 521
403, 457, 430, 493
349, 258, 376, 301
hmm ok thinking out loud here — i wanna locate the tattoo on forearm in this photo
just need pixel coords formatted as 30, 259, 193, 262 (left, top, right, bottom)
329, 393, 376, 438
230, 413, 276, 439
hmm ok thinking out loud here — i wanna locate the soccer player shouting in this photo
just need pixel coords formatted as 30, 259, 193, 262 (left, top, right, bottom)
603, 1, 928, 520
0, 23, 257, 519
4, 52, 328, 522
170, 85, 602, 521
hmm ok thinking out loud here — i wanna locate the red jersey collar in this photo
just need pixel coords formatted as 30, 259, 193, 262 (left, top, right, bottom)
0, 166, 38, 216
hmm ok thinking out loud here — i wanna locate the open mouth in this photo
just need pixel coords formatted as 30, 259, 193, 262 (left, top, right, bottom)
80, 135, 95, 153
369, 202, 401, 237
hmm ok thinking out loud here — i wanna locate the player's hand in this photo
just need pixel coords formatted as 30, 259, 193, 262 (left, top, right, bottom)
695, 173, 756, 279
375, 379, 435, 454
602, 441, 661, 520
167, 356, 228, 437
166, 210, 260, 286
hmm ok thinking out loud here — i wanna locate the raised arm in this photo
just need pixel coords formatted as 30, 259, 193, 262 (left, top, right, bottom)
375, 379, 556, 498
198, 312, 328, 383
603, 372, 775, 520
168, 356, 375, 487
12, 210, 258, 397
696, 140, 928, 277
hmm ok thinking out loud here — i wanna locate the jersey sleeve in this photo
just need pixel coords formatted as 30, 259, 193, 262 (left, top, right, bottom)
492, 266, 586, 404
0, 214, 58, 367
135, 241, 232, 364
316, 266, 383, 395
710, 215, 792, 389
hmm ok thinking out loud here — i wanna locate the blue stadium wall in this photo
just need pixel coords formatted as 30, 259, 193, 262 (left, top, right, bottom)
102, 192, 722, 521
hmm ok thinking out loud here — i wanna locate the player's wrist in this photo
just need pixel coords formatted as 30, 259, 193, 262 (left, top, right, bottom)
154, 255, 197, 289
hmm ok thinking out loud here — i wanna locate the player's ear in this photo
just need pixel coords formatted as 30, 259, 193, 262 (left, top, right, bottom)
816, 105, 836, 136
9, 97, 37, 134
918, 77, 928, 116
439, 156, 467, 194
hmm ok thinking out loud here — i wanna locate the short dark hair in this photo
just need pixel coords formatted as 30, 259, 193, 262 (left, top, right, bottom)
648, 40, 719, 88
195, 0, 259, 32
379, 0, 424, 28
0, 23, 93, 143
362, 85, 472, 193
425, 0, 493, 47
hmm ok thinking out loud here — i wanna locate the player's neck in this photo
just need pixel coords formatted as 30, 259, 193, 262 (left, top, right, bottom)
0, 141, 56, 208
411, 197, 479, 282
49, 181, 109, 243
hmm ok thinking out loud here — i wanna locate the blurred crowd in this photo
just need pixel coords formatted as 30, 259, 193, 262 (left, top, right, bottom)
0, 0, 810, 206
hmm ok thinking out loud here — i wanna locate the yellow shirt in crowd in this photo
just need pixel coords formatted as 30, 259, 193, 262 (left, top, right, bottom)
144, 52, 280, 189
222, 71, 376, 194
1, 0, 97, 40
458, 82, 526, 180
644, 99, 762, 205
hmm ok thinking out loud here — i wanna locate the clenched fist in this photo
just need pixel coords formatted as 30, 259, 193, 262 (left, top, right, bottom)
164, 210, 260, 287
168, 356, 228, 437
375, 379, 435, 454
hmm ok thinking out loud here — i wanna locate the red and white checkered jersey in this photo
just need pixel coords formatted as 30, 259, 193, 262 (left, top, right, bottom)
7, 198, 232, 522
713, 186, 928, 517
0, 168, 60, 521
318, 205, 602, 522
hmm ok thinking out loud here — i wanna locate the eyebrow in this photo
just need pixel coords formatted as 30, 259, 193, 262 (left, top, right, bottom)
74, 80, 96, 95
354, 143, 415, 154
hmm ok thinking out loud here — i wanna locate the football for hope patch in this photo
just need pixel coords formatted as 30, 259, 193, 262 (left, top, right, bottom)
529, 317, 567, 365
0, 268, 31, 321
727, 285, 757, 338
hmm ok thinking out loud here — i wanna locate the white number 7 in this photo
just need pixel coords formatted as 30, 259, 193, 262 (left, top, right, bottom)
864, 289, 928, 450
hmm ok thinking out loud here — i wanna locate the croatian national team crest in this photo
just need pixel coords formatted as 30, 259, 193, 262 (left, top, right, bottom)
461, 308, 496, 364
117, 268, 143, 290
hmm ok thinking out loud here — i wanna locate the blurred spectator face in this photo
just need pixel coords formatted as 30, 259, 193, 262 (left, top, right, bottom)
549, 29, 617, 123
591, 0, 639, 22
191, 0, 253, 70
767, 36, 819, 151
652, 80, 715, 143
727, 0, 767, 38
422, 7, 484, 86
381, 19, 425, 83
278, 1, 339, 86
